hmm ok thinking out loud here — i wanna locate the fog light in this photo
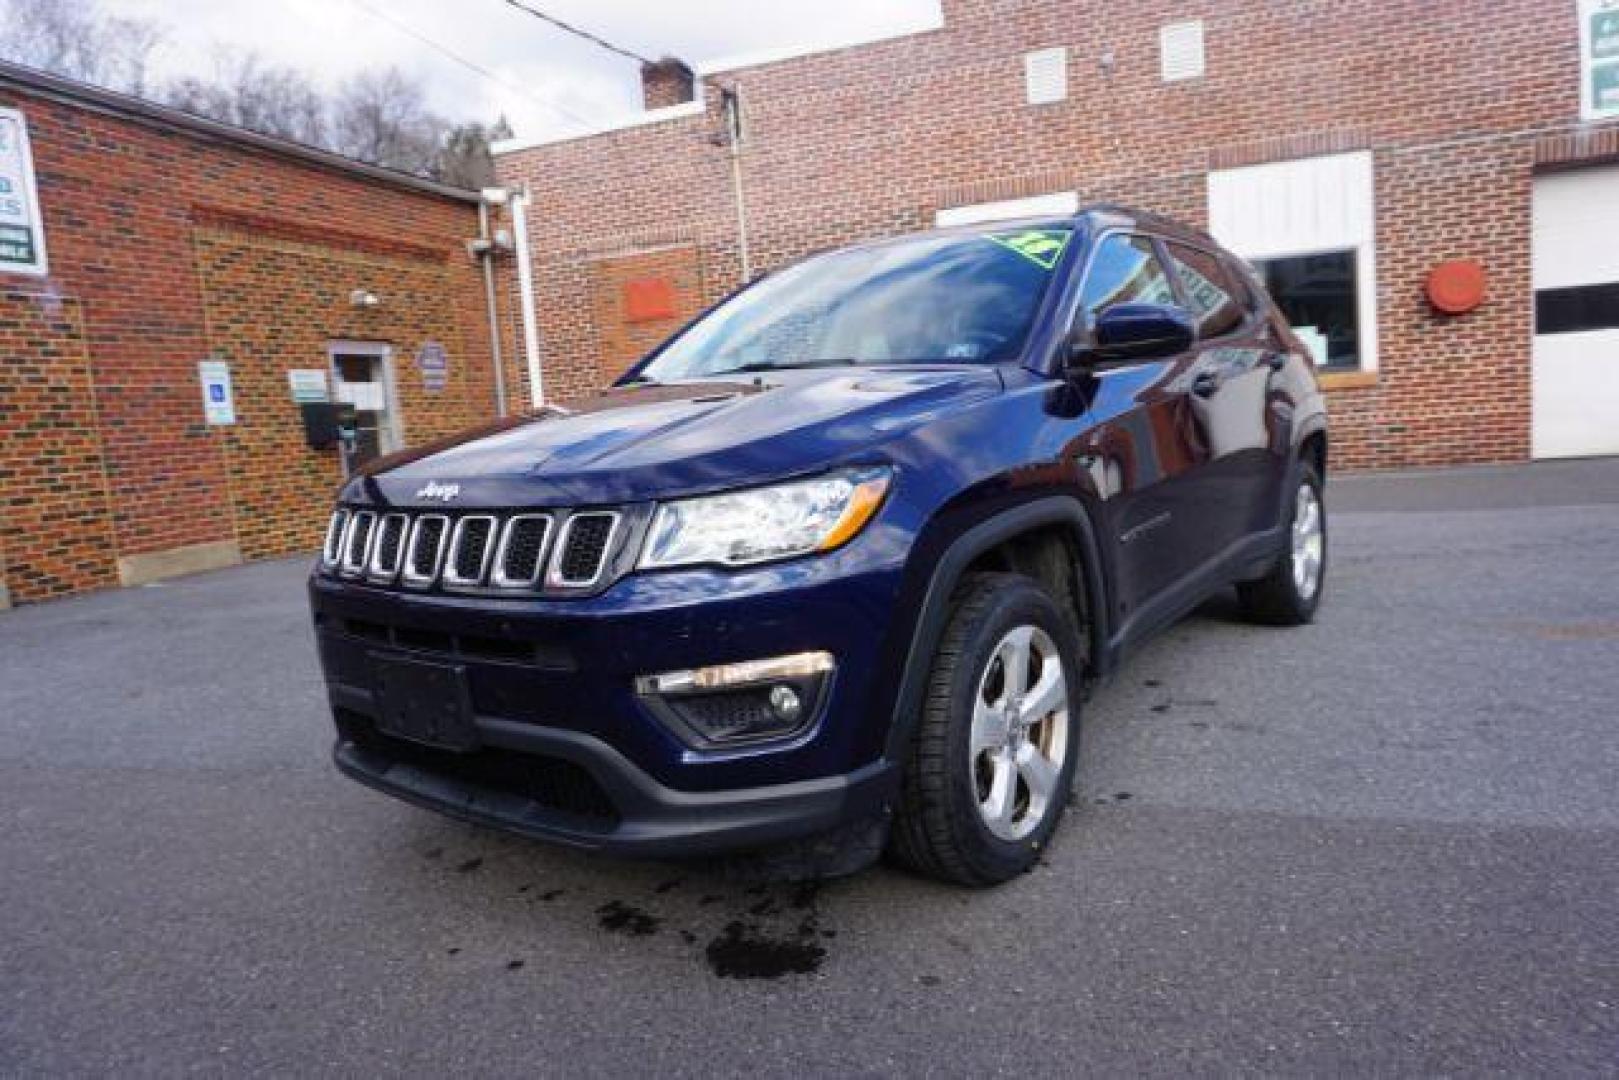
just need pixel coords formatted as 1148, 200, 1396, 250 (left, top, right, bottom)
768, 684, 802, 723
636, 651, 835, 748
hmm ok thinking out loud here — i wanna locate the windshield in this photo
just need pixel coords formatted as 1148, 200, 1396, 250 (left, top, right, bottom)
634, 226, 1074, 381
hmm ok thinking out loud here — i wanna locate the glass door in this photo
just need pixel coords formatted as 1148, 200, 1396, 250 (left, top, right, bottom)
328, 343, 400, 473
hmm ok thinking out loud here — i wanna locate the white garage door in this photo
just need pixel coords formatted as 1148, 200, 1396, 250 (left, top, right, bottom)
1532, 167, 1619, 459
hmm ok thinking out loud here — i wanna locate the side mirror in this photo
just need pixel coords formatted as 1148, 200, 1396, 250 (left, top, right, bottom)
1066, 303, 1196, 373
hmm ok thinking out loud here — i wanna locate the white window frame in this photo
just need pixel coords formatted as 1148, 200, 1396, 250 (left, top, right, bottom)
1207, 151, 1379, 373
326, 340, 404, 464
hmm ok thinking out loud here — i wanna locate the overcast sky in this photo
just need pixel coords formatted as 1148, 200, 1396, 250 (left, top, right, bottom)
99, 0, 941, 140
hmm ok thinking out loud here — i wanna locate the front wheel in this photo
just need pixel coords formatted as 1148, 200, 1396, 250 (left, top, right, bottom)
1238, 461, 1327, 625
888, 572, 1082, 886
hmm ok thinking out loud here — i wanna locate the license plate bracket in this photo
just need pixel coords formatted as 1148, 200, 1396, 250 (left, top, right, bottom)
370, 653, 479, 751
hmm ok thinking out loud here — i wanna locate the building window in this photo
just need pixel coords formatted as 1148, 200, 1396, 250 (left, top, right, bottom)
1207, 150, 1379, 373
1255, 250, 1361, 369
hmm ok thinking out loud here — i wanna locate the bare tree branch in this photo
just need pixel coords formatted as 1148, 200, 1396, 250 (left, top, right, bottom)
0, 0, 162, 94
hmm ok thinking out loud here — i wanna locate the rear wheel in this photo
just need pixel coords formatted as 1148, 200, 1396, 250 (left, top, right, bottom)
1238, 461, 1327, 625
888, 572, 1082, 886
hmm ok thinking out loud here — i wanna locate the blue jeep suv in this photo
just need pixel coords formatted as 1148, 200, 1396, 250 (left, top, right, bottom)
310, 206, 1328, 885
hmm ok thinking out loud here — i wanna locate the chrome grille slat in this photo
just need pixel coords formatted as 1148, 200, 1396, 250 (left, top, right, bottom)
321, 509, 349, 567
547, 511, 622, 589
492, 514, 553, 588
366, 513, 409, 583
340, 511, 376, 577
442, 515, 498, 590
402, 515, 449, 588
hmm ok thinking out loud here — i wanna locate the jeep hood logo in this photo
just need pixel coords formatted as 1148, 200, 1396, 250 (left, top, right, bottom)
414, 481, 461, 502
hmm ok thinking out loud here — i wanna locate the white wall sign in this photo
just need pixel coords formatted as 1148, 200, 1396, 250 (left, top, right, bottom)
336, 381, 385, 412
198, 361, 236, 425
0, 107, 48, 276
1580, 0, 1619, 120
935, 191, 1080, 228
287, 369, 329, 403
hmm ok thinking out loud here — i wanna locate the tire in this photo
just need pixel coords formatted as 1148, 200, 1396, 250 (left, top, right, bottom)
1238, 460, 1327, 626
888, 572, 1083, 886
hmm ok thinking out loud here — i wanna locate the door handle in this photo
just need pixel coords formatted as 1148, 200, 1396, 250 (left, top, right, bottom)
1191, 371, 1221, 397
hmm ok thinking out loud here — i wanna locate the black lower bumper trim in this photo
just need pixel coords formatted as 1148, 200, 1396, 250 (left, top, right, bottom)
332, 714, 897, 859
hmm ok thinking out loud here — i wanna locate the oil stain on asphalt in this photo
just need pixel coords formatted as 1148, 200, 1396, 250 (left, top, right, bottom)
590, 876, 830, 978
430, 842, 836, 979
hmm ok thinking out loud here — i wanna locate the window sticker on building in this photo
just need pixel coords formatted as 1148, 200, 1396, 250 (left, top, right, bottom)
985, 229, 1072, 271
1581, 0, 1619, 119
0, 107, 48, 275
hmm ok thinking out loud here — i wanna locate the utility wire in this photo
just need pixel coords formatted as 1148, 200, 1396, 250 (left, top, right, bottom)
343, 0, 607, 135
497, 0, 656, 66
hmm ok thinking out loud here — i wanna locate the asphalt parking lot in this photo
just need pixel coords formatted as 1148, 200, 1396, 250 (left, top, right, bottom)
3, 459, 1618, 1075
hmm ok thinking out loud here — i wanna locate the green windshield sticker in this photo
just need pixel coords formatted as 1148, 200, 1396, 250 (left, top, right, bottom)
985, 228, 1072, 271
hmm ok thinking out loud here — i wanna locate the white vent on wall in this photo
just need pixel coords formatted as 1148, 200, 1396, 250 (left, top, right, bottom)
1159, 20, 1206, 82
1024, 47, 1068, 105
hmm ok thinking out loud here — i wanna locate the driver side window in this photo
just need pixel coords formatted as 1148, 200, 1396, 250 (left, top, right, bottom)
1076, 234, 1178, 327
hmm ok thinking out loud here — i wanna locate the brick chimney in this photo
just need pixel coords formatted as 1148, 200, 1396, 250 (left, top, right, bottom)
640, 57, 696, 110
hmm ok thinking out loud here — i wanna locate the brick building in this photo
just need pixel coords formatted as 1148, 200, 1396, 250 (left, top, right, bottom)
1, 62, 523, 606
495, 0, 1619, 470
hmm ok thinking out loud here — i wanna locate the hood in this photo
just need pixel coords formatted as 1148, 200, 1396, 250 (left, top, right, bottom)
347, 366, 1003, 507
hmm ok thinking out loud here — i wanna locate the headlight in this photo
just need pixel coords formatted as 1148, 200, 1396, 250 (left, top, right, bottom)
639, 467, 891, 570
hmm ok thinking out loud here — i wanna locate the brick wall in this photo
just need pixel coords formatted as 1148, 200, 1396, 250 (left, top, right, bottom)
588, 244, 705, 382
497, 0, 1619, 470
0, 78, 515, 603
0, 291, 117, 600
192, 222, 502, 561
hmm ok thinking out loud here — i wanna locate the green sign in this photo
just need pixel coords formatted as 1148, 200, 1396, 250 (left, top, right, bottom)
1583, 0, 1619, 118
985, 228, 1072, 271
0, 223, 34, 265
1594, 9, 1619, 58
1596, 62, 1619, 111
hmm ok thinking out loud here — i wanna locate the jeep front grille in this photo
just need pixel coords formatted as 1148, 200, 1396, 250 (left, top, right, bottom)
323, 508, 624, 595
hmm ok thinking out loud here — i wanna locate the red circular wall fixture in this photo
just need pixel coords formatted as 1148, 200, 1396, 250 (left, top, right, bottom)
1426, 260, 1487, 315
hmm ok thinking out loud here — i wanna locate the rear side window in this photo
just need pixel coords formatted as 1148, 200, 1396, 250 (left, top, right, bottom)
1078, 234, 1178, 321
1165, 243, 1245, 338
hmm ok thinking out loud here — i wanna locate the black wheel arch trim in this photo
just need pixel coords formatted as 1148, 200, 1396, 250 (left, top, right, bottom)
881, 495, 1110, 765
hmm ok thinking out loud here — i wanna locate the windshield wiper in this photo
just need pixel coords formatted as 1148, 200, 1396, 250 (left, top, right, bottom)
708, 358, 862, 377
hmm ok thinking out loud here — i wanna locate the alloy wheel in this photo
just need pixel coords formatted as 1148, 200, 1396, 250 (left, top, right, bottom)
969, 624, 1069, 842
1291, 482, 1324, 600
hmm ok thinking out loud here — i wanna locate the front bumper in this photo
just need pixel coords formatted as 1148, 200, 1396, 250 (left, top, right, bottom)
333, 716, 894, 857
311, 529, 916, 855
